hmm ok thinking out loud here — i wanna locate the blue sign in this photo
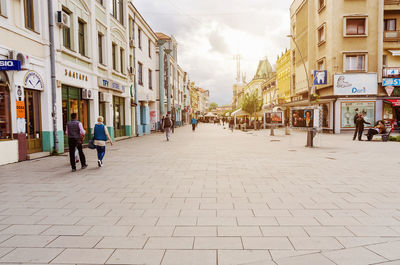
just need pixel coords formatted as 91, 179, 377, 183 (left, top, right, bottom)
383, 78, 400, 87
0, 60, 21, 71
313, 70, 327, 85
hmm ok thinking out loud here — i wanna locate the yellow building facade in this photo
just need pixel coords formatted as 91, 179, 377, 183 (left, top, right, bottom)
276, 50, 291, 104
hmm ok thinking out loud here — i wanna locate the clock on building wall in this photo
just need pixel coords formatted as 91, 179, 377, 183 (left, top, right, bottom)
24, 71, 44, 91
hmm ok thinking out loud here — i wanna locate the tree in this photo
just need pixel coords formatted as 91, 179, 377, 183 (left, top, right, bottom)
209, 102, 218, 111
241, 90, 263, 128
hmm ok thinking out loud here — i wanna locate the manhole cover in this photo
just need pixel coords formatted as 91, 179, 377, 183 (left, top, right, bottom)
271, 140, 280, 142
288, 150, 297, 152
326, 157, 336, 160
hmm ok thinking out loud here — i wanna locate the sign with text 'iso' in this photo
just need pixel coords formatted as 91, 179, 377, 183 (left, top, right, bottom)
313, 70, 327, 85
0, 60, 21, 71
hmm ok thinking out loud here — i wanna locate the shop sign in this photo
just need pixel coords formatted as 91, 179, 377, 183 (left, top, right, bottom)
386, 99, 400, 106
313, 70, 327, 85
0, 60, 21, 71
341, 101, 375, 128
385, 86, 395, 96
97, 77, 126, 93
65, 68, 88, 82
334, 73, 377, 95
383, 78, 400, 87
265, 112, 283, 124
16, 101, 25, 119
24, 71, 44, 91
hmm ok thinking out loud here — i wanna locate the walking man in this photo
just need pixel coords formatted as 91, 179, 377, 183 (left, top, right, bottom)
164, 113, 172, 141
171, 116, 175, 133
66, 113, 87, 172
191, 117, 197, 132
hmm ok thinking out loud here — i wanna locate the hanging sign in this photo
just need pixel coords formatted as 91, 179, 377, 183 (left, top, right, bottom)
386, 86, 395, 96
16, 101, 25, 118
0, 60, 21, 71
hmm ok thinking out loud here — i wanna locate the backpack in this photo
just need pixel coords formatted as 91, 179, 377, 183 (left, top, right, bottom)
164, 117, 172, 128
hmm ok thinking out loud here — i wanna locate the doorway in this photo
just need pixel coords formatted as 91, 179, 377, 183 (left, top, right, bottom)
113, 96, 125, 138
25, 89, 42, 154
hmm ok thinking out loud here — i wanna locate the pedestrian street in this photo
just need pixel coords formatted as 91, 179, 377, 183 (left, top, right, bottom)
0, 124, 399, 265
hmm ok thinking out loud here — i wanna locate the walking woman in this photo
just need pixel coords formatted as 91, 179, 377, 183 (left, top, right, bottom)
93, 116, 113, 167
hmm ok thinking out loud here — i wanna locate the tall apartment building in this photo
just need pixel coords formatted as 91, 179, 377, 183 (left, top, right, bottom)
290, 0, 400, 133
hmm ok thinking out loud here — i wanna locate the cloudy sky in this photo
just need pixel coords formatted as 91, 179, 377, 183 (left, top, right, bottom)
133, 0, 292, 105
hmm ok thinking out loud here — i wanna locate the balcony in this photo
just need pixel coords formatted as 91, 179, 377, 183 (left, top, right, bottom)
384, 31, 400, 41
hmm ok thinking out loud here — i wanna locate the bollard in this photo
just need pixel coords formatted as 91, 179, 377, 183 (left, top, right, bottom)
306, 128, 315, 148
285, 125, 290, 135
270, 125, 274, 136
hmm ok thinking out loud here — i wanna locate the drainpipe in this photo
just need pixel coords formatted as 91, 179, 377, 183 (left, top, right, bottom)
48, 0, 58, 154
133, 14, 139, 137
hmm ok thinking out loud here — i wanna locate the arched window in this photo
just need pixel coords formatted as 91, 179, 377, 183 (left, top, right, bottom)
0, 72, 11, 139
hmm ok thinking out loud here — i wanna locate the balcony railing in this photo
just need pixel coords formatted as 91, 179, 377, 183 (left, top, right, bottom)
385, 0, 400, 5
384, 30, 400, 41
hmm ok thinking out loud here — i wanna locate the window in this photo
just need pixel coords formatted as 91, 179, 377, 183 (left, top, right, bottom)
344, 53, 366, 72
317, 59, 325, 70
318, 24, 326, 45
0, 73, 11, 140
384, 19, 396, 31
1, 0, 8, 17
129, 17, 134, 40
98, 33, 104, 64
24, 0, 34, 30
120, 48, 124, 73
62, 8, 72, 49
96, 0, 103, 6
318, 0, 325, 11
112, 43, 117, 71
383, 55, 387, 67
148, 39, 151, 58
138, 28, 142, 49
112, 0, 123, 25
149, 69, 152, 89
78, 20, 86, 56
138, 62, 143, 86
345, 17, 367, 36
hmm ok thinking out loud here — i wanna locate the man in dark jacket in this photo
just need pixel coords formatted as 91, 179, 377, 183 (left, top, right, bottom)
66, 113, 87, 172
353, 114, 371, 141
164, 113, 172, 141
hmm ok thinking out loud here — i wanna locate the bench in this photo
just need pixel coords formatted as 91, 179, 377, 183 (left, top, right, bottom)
365, 127, 392, 142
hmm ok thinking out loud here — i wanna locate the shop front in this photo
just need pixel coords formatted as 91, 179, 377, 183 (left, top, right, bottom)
62, 85, 91, 147
0, 71, 18, 165
113, 95, 126, 138
383, 99, 400, 129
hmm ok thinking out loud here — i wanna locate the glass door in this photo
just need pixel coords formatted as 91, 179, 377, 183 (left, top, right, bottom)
25, 89, 42, 154
113, 96, 125, 138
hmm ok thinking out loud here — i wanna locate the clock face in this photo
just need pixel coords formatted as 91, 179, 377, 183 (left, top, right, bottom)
24, 71, 43, 90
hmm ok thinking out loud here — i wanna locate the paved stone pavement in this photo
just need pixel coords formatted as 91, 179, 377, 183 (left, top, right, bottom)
0, 124, 400, 265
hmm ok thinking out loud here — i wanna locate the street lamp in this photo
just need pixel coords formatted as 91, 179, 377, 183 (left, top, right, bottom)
287, 34, 315, 147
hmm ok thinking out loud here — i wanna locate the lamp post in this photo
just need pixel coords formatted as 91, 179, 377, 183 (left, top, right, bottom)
287, 34, 314, 147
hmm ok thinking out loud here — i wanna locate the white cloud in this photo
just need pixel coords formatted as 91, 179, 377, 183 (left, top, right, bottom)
133, 0, 292, 105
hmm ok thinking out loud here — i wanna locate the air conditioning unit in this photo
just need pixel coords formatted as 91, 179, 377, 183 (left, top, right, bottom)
129, 38, 136, 48
82, 88, 94, 100
99, 92, 111, 102
8, 50, 30, 70
56, 11, 71, 28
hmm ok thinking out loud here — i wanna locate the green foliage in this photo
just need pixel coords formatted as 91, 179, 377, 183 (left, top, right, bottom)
209, 102, 218, 111
241, 90, 262, 115
388, 135, 400, 142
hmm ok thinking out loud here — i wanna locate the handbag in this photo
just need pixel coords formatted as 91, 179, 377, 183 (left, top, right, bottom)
88, 135, 96, 149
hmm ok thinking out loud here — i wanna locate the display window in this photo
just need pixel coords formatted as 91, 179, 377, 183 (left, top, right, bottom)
113, 96, 125, 137
341, 101, 375, 128
0, 72, 11, 140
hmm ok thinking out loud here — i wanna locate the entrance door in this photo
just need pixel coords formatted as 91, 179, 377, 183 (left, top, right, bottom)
113, 96, 125, 138
25, 89, 42, 154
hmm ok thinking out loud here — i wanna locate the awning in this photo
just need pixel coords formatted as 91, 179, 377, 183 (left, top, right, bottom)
389, 50, 400, 56
385, 99, 400, 106
231, 108, 250, 117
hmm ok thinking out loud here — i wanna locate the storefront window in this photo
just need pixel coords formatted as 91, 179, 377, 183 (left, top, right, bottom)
322, 104, 329, 128
0, 82, 11, 140
113, 96, 125, 137
341, 101, 375, 128
383, 102, 394, 120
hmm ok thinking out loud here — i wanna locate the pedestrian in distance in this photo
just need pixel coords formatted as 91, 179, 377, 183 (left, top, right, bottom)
93, 116, 113, 167
66, 113, 87, 172
171, 117, 175, 133
229, 118, 234, 132
353, 113, 370, 141
191, 117, 197, 132
164, 113, 172, 141
160, 116, 165, 132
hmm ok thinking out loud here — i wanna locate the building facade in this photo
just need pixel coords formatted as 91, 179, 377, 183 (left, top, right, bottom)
289, 0, 399, 133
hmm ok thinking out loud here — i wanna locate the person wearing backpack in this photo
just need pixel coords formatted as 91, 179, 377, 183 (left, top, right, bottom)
164, 113, 172, 141
93, 116, 113, 167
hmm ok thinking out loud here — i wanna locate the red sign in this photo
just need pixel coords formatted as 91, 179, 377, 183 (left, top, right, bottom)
16, 101, 25, 118
386, 99, 400, 106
